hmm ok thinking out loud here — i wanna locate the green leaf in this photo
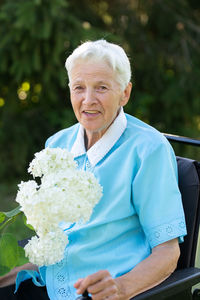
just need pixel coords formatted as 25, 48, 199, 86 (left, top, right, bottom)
0, 234, 29, 275
0, 233, 19, 274
0, 215, 17, 231
23, 215, 35, 231
0, 207, 22, 230
0, 265, 10, 276
16, 246, 29, 266
0, 212, 5, 223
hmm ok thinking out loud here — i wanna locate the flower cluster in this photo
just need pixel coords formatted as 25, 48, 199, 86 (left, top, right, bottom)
16, 148, 102, 266
24, 228, 68, 266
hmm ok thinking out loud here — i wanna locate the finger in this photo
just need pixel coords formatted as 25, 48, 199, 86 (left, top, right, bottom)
74, 278, 84, 289
91, 285, 118, 300
88, 275, 116, 294
76, 270, 110, 294
105, 296, 119, 300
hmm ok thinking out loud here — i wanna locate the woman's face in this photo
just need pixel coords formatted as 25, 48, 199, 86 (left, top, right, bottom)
69, 61, 131, 140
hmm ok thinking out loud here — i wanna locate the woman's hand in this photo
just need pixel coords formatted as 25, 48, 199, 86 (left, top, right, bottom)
74, 270, 128, 300
74, 239, 180, 299
0, 263, 38, 288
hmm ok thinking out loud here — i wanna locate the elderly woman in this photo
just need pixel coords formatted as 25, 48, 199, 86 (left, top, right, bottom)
0, 39, 186, 300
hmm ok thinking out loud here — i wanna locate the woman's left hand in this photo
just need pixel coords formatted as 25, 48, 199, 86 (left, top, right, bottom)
74, 270, 127, 300
74, 239, 180, 299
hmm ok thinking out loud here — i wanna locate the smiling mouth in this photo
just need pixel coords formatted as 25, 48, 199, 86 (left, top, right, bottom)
84, 110, 100, 114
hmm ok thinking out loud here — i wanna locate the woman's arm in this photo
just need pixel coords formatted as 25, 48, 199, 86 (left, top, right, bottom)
74, 238, 180, 300
0, 263, 38, 288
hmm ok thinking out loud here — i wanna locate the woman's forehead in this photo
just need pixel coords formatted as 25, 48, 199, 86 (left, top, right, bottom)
70, 62, 115, 83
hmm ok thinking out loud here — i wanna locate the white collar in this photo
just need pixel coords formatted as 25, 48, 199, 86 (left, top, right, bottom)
70, 107, 127, 167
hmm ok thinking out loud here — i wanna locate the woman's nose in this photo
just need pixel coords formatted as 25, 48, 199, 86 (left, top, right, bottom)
82, 89, 96, 104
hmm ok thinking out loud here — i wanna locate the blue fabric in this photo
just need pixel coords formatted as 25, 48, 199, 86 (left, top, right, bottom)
15, 113, 187, 300
15, 266, 46, 293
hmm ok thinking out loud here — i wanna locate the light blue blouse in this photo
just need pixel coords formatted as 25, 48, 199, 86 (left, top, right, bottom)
15, 110, 187, 299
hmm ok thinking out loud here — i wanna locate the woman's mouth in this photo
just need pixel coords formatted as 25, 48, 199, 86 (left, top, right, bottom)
83, 110, 101, 117
84, 110, 99, 114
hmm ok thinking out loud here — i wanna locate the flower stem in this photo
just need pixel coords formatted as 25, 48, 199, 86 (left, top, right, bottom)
0, 212, 22, 231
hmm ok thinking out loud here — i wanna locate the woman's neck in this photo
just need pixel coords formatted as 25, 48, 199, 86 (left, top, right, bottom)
84, 130, 103, 150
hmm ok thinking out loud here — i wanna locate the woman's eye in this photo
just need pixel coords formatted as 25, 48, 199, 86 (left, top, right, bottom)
97, 86, 107, 91
73, 86, 84, 91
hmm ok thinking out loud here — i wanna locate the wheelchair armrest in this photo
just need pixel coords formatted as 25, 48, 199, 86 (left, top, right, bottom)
133, 267, 200, 300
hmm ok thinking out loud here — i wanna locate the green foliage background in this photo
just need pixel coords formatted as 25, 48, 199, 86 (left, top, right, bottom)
0, 0, 200, 217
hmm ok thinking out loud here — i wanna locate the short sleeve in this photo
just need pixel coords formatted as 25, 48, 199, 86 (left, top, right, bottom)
15, 267, 46, 293
132, 138, 187, 248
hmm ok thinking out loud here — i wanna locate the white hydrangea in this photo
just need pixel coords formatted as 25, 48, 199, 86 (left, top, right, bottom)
28, 147, 77, 177
16, 147, 103, 266
24, 228, 68, 266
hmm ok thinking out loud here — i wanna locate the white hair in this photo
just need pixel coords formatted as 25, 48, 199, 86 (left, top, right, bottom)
65, 39, 131, 90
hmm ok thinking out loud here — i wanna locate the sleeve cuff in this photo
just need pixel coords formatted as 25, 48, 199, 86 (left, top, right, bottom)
145, 217, 187, 248
15, 266, 46, 293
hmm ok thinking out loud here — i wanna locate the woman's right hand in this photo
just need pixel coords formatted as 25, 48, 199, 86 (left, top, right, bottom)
0, 263, 37, 288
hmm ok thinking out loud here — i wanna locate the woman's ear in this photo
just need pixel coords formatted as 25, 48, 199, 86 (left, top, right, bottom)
120, 82, 132, 107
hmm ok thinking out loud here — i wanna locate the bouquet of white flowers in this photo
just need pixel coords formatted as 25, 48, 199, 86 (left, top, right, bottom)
15, 148, 103, 267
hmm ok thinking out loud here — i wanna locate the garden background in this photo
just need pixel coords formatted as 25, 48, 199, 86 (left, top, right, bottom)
0, 0, 200, 244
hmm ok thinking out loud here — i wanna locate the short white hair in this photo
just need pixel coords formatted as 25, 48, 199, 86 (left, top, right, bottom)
65, 39, 131, 90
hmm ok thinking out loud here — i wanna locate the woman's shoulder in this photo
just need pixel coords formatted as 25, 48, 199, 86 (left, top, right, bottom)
124, 113, 171, 152
122, 113, 177, 169
45, 123, 79, 150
